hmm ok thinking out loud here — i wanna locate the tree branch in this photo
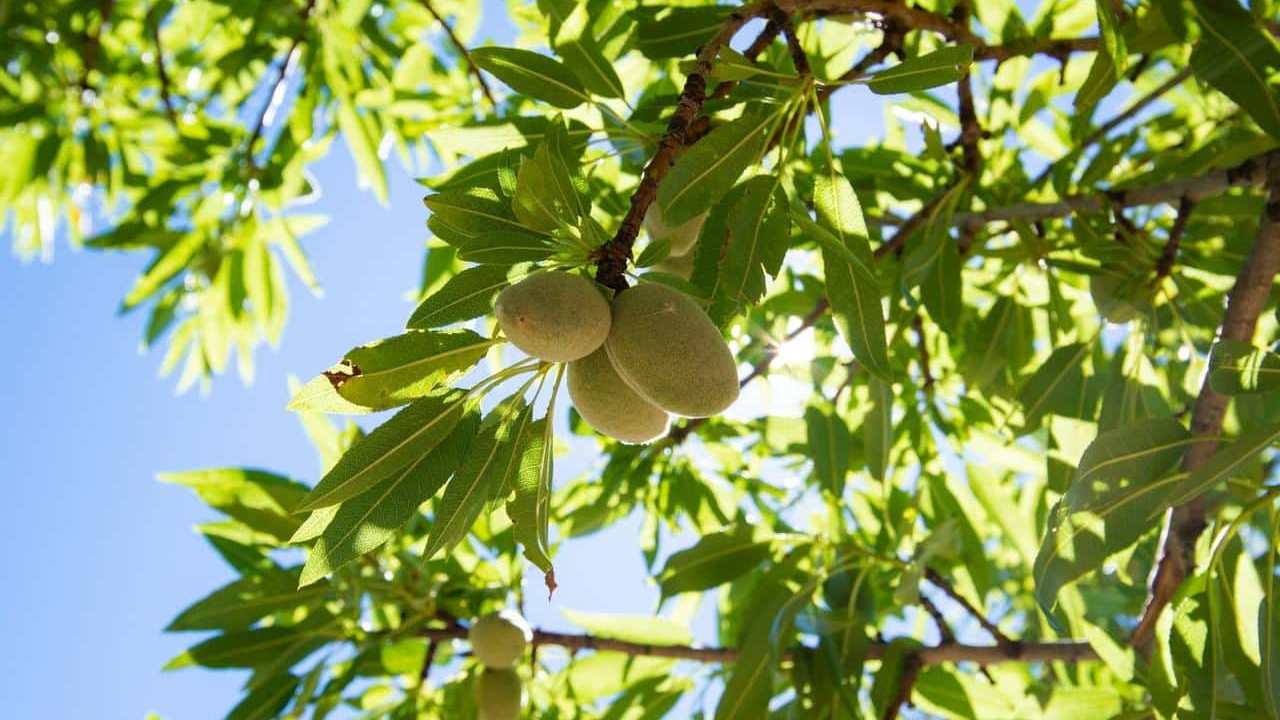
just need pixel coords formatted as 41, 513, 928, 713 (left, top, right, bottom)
1132, 166, 1280, 648
1154, 196, 1193, 281
924, 567, 1013, 650
418, 625, 1098, 666
244, 0, 317, 172
957, 149, 1280, 230
151, 17, 178, 126
418, 0, 497, 107
591, 3, 766, 291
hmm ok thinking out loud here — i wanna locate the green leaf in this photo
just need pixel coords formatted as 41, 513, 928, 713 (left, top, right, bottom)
121, 231, 205, 310
921, 237, 962, 333
634, 6, 733, 59
167, 566, 328, 631
868, 46, 975, 95
507, 415, 556, 576
805, 406, 850, 496
864, 378, 892, 482
513, 128, 584, 232
1189, 0, 1280, 140
164, 624, 326, 670
1033, 418, 1192, 618
425, 188, 530, 241
1166, 419, 1280, 507
161, 469, 308, 543
471, 47, 586, 108
554, 3, 625, 99
286, 374, 376, 415
718, 175, 789, 307
657, 525, 774, 596
298, 411, 478, 587
1263, 538, 1280, 717
336, 102, 388, 205
323, 330, 494, 411
457, 230, 555, 265
658, 106, 774, 225
227, 672, 299, 720
1018, 342, 1091, 431
869, 638, 923, 717
1209, 339, 1280, 395
715, 577, 796, 720
422, 399, 534, 561
561, 608, 693, 646
294, 390, 471, 511
822, 245, 891, 381
902, 182, 966, 290
406, 264, 514, 329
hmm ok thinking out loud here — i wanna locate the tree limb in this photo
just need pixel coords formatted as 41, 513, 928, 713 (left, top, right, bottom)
418, 625, 1098, 666
418, 0, 497, 107
957, 149, 1280, 230
1132, 165, 1280, 648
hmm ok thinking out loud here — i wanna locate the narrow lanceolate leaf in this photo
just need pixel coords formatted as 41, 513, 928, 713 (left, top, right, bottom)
658, 525, 774, 596
514, 132, 583, 232
822, 245, 891, 381
1018, 342, 1090, 431
298, 411, 478, 587
561, 608, 693, 646
422, 399, 532, 561
1189, 0, 1280, 141
336, 102, 388, 205
425, 188, 529, 238
457, 230, 554, 265
634, 5, 733, 59
902, 181, 967, 289
719, 175, 789, 307
870, 638, 925, 717
324, 329, 493, 410
295, 390, 470, 512
715, 578, 795, 720
164, 625, 318, 670
864, 378, 892, 482
407, 264, 513, 329
507, 416, 555, 576
814, 166, 872, 261
805, 406, 850, 497
1262, 540, 1280, 718
121, 231, 205, 310
167, 565, 328, 631
1209, 339, 1280, 395
160, 468, 309, 543
554, 3, 625, 99
287, 375, 375, 415
227, 672, 299, 720
921, 237, 962, 333
471, 47, 586, 108
1166, 419, 1280, 507
658, 106, 774, 225
1033, 418, 1192, 618
868, 45, 975, 95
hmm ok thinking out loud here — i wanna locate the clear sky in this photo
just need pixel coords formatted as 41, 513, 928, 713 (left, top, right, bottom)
0, 3, 1150, 716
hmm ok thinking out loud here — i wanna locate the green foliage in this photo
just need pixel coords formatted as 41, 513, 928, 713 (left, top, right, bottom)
15, 0, 1280, 717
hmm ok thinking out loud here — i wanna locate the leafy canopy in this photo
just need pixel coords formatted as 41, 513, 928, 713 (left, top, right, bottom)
10, 0, 1280, 718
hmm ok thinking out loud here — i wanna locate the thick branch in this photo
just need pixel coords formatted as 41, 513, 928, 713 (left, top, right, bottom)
592, 3, 765, 291
1132, 167, 1280, 649
419, 625, 1097, 666
419, 0, 497, 107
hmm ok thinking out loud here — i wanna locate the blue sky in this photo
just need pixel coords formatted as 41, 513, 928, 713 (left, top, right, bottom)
0, 3, 1153, 716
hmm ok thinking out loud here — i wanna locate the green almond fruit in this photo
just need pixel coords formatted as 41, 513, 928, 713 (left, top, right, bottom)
495, 271, 611, 362
605, 282, 739, 418
477, 668, 523, 720
468, 610, 532, 668
568, 346, 671, 444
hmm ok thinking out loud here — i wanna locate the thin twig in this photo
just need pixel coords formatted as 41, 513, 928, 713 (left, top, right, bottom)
924, 568, 1013, 649
881, 652, 922, 720
710, 17, 784, 100
776, 8, 812, 77
419, 0, 497, 107
1154, 196, 1194, 281
417, 625, 1098, 665
79, 0, 116, 92
151, 16, 178, 126
913, 315, 934, 394
1132, 164, 1280, 649
243, 0, 317, 172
